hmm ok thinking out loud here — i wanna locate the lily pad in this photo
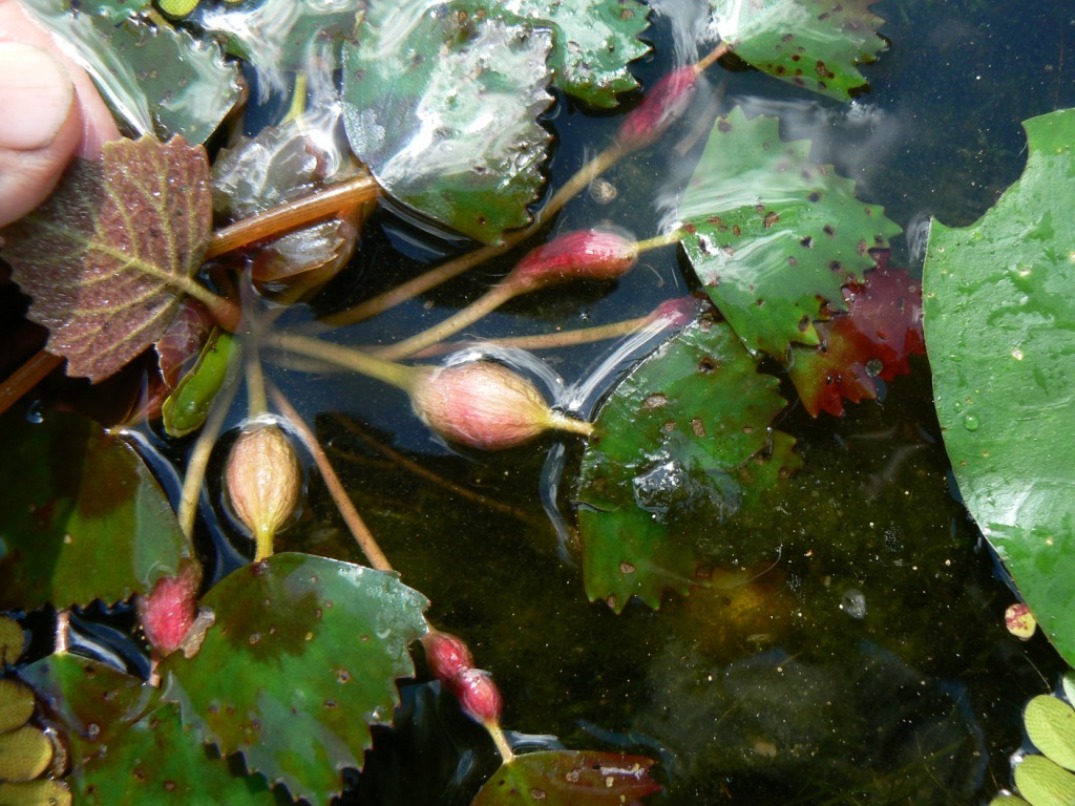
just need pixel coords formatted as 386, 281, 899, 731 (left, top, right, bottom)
20, 0, 241, 144
342, 0, 554, 244
160, 552, 428, 802
472, 750, 661, 805
0, 410, 191, 612
678, 106, 901, 358
19, 653, 275, 803
501, 0, 650, 107
575, 315, 789, 611
707, 0, 888, 101
923, 109, 1075, 667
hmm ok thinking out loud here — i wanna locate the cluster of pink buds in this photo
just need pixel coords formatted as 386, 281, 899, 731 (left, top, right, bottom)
421, 631, 503, 727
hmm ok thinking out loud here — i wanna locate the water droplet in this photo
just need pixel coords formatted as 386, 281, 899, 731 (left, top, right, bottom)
963, 414, 980, 431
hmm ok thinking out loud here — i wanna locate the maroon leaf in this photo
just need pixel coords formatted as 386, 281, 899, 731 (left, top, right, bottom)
788, 253, 924, 416
0, 136, 214, 382
472, 751, 661, 806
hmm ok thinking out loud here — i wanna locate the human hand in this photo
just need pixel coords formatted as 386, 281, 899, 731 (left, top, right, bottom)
0, 0, 120, 226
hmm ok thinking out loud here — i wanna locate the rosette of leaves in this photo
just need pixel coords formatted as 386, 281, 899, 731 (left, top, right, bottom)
707, 0, 888, 101
678, 106, 901, 359
923, 108, 1075, 667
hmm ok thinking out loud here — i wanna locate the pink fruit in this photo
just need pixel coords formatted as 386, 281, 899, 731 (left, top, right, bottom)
618, 66, 699, 149
422, 632, 474, 682
508, 229, 639, 293
450, 668, 503, 726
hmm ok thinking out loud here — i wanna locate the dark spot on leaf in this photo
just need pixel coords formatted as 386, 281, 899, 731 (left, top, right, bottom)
683, 222, 697, 234
324, 699, 338, 709
619, 562, 636, 575
643, 393, 668, 410
662, 421, 676, 433
163, 781, 177, 792
788, 256, 798, 266
764, 212, 779, 228
823, 224, 836, 237
690, 418, 706, 437
792, 53, 801, 61
337, 668, 352, 683
698, 357, 717, 373
606, 595, 617, 609
798, 316, 811, 332
782, 33, 794, 42
800, 236, 814, 248
808, 191, 821, 202
133, 767, 147, 782
717, 119, 732, 133
830, 260, 843, 271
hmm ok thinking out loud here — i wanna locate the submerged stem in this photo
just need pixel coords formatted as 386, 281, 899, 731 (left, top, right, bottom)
268, 333, 420, 392
0, 349, 62, 418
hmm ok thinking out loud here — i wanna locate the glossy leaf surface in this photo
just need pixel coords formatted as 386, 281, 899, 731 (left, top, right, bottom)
0, 136, 212, 382
923, 109, 1075, 667
501, 0, 650, 107
472, 750, 661, 805
708, 0, 888, 101
19, 653, 275, 804
161, 553, 428, 802
0, 410, 191, 612
20, 0, 241, 144
679, 107, 901, 358
342, 0, 553, 244
162, 329, 238, 438
575, 316, 788, 611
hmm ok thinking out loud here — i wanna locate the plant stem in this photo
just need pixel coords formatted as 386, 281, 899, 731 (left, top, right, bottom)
486, 722, 515, 764
245, 343, 268, 420
0, 349, 62, 418
695, 41, 730, 73
205, 173, 380, 260
268, 333, 420, 392
635, 230, 684, 253
268, 385, 394, 573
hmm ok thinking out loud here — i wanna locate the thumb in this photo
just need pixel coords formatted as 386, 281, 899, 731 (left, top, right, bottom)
0, 41, 83, 227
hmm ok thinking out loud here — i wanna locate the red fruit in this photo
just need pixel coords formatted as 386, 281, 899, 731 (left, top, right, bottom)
618, 65, 699, 149
138, 561, 201, 657
422, 632, 474, 682
508, 229, 638, 293
449, 668, 503, 726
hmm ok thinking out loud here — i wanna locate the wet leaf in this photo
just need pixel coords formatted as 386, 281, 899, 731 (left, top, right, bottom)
0, 136, 212, 383
472, 750, 661, 805
1025, 695, 1075, 772
160, 553, 428, 802
19, 653, 275, 804
678, 107, 901, 358
923, 108, 1075, 667
575, 315, 789, 611
82, 0, 152, 23
162, 329, 239, 438
788, 257, 924, 416
708, 0, 888, 101
501, 0, 650, 107
0, 410, 191, 611
1015, 755, 1075, 806
342, 0, 554, 244
20, 0, 241, 144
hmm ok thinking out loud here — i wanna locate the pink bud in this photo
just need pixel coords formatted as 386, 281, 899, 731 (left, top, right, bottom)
618, 66, 699, 149
651, 295, 702, 328
411, 361, 592, 450
508, 229, 638, 293
422, 632, 474, 682
137, 562, 201, 657
450, 668, 503, 726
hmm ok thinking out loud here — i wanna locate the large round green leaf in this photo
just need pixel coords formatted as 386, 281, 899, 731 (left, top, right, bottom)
679, 107, 901, 358
923, 108, 1075, 667
0, 410, 192, 611
708, 0, 888, 102
19, 653, 275, 804
160, 553, 428, 802
472, 750, 661, 805
574, 315, 789, 611
342, 0, 553, 244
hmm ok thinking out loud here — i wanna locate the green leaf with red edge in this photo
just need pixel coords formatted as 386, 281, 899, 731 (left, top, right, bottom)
788, 255, 925, 417
472, 750, 661, 805
18, 652, 276, 804
574, 314, 790, 612
0, 136, 213, 383
678, 106, 901, 359
0, 409, 192, 612
160, 552, 429, 803
708, 0, 888, 102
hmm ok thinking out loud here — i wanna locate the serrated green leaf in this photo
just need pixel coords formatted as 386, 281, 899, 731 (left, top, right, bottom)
79, 0, 153, 23
1015, 755, 1075, 806
472, 750, 661, 805
574, 316, 788, 611
923, 108, 1075, 668
0, 410, 192, 612
501, 0, 650, 107
160, 553, 428, 802
0, 136, 212, 382
679, 106, 900, 358
342, 0, 553, 244
20, 0, 241, 144
18, 653, 275, 804
708, 0, 888, 101
1025, 695, 1075, 772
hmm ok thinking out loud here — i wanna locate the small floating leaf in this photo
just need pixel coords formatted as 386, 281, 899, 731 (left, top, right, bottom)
472, 750, 661, 805
1025, 696, 1075, 773
160, 553, 428, 802
1015, 755, 1075, 806
0, 726, 53, 783
0, 410, 191, 611
0, 679, 35, 734
679, 106, 901, 358
0, 780, 72, 806
0, 136, 212, 382
707, 0, 888, 101
342, 0, 554, 244
162, 329, 238, 437
923, 108, 1075, 667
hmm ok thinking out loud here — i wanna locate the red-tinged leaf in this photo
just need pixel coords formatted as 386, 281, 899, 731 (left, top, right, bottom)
0, 135, 213, 383
788, 257, 924, 417
472, 751, 661, 806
